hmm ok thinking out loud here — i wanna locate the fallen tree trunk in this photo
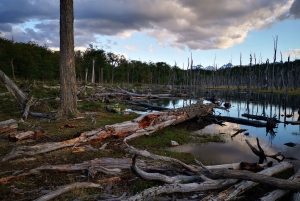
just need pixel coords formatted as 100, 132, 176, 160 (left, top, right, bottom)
284, 120, 300, 125
125, 101, 169, 111
242, 113, 281, 123
200, 115, 267, 127
259, 168, 300, 201
34, 182, 101, 201
0, 157, 147, 183
204, 165, 300, 191
2, 102, 214, 161
0, 119, 18, 135
201, 162, 294, 201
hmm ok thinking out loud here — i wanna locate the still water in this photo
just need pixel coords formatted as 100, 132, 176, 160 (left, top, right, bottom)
153, 90, 300, 170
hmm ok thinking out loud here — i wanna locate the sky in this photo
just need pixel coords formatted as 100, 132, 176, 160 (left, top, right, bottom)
0, 0, 300, 68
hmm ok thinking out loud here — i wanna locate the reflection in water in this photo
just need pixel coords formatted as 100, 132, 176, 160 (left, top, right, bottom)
154, 90, 300, 170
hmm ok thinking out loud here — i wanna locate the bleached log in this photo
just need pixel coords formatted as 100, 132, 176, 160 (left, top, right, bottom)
201, 162, 294, 201
126, 144, 201, 173
126, 144, 271, 173
127, 179, 238, 201
2, 138, 81, 161
0, 158, 146, 183
0, 119, 18, 135
34, 182, 101, 201
259, 168, 300, 201
131, 155, 199, 184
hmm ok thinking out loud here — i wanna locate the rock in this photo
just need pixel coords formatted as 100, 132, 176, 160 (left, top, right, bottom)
171, 140, 179, 146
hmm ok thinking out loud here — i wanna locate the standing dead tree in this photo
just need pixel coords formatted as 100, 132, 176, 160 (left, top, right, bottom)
271, 36, 278, 93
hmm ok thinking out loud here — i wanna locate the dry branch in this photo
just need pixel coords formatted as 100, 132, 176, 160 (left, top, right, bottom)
201, 162, 294, 201
34, 182, 101, 201
131, 155, 200, 184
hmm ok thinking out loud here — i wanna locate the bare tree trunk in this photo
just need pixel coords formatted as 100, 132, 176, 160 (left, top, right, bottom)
0, 69, 27, 109
91, 58, 95, 84
59, 0, 78, 117
271, 36, 278, 93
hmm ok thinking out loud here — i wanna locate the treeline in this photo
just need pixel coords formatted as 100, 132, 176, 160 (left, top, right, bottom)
0, 36, 299, 90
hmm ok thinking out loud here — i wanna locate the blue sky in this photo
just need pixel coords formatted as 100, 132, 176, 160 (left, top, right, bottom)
0, 0, 299, 68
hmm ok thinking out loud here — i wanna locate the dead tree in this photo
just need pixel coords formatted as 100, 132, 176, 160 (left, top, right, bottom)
0, 69, 27, 109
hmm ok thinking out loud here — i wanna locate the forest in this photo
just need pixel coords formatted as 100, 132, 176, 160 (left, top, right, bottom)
1, 36, 299, 91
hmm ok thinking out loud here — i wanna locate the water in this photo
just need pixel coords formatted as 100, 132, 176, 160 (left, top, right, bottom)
153, 90, 300, 170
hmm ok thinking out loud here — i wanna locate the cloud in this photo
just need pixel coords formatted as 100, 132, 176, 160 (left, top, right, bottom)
289, 0, 300, 18
124, 45, 136, 51
283, 49, 300, 59
148, 45, 153, 53
0, 0, 296, 51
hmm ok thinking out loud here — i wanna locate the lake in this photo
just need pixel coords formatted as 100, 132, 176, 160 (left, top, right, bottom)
153, 90, 300, 170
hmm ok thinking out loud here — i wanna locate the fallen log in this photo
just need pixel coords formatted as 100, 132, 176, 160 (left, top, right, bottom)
284, 120, 300, 125
34, 182, 101, 201
242, 113, 281, 123
259, 168, 300, 201
201, 162, 294, 201
125, 101, 169, 111
127, 179, 238, 201
0, 119, 18, 135
0, 157, 147, 183
131, 155, 200, 184
117, 86, 159, 99
2, 102, 214, 161
200, 115, 267, 127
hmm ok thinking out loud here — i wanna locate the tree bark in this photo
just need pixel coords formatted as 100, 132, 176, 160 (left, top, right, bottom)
59, 0, 78, 117
0, 119, 18, 135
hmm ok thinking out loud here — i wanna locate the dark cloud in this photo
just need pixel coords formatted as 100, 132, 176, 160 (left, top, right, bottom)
0, 0, 296, 50
290, 0, 300, 18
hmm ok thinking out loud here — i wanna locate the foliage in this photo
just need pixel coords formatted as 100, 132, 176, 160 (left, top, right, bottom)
1, 36, 300, 93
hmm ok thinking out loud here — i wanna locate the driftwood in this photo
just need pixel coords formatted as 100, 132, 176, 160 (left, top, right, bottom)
259, 168, 300, 201
0, 119, 18, 135
0, 157, 146, 184
201, 162, 294, 201
2, 102, 213, 161
200, 115, 267, 127
127, 145, 296, 200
